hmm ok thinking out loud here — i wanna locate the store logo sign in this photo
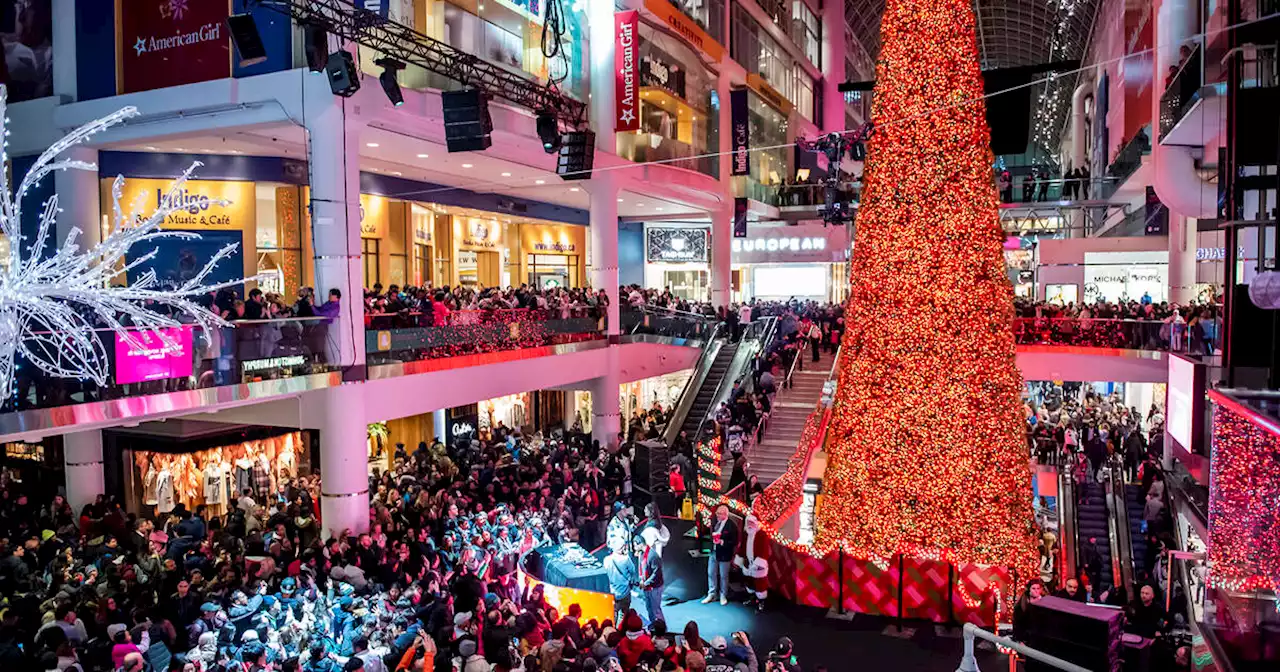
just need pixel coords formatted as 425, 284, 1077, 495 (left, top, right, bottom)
615, 11, 640, 132
119, 0, 232, 95
533, 241, 576, 252
732, 237, 828, 253
451, 422, 476, 437
132, 21, 221, 56
646, 227, 709, 263
730, 89, 750, 176
242, 356, 307, 373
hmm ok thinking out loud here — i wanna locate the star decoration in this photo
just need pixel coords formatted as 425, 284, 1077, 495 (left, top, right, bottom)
134, 37, 147, 56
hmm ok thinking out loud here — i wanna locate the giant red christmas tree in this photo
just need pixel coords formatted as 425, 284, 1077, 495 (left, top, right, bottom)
814, 0, 1036, 573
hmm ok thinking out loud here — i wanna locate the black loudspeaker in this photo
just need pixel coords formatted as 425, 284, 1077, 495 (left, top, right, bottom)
227, 13, 268, 67
442, 90, 493, 153
557, 131, 596, 180
326, 51, 360, 97
303, 25, 328, 73
983, 69, 1031, 155
1026, 596, 1123, 672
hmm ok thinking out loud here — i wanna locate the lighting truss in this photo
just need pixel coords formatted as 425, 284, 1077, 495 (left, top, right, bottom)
249, 0, 587, 127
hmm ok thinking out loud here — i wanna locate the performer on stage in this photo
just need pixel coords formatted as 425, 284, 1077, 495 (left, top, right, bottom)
638, 527, 665, 624
735, 513, 770, 611
641, 502, 670, 555
703, 504, 738, 605
603, 542, 638, 624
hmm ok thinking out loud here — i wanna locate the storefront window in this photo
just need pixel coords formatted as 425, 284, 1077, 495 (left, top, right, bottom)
480, 393, 533, 433
795, 69, 814, 121
749, 94, 791, 185
254, 185, 304, 299
527, 254, 578, 289
617, 27, 719, 178
791, 1, 820, 66
669, 0, 726, 43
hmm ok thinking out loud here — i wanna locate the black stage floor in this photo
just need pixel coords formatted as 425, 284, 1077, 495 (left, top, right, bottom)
647, 519, 1005, 671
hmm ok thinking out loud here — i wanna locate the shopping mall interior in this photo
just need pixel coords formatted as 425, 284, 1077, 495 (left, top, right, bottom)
0, 0, 1276, 670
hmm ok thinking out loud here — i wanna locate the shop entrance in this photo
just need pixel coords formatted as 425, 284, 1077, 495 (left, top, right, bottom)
458, 250, 501, 288
663, 269, 709, 300
527, 253, 580, 290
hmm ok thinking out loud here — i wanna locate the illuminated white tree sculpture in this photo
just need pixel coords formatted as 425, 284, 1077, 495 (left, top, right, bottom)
0, 87, 253, 402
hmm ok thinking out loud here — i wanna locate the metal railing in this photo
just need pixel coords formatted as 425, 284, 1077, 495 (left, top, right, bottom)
364, 308, 604, 365
1013, 317, 1220, 353
1056, 460, 1079, 587
1159, 44, 1204, 140
1105, 128, 1153, 194
957, 623, 1090, 672
623, 305, 719, 341
4, 317, 341, 413
1104, 457, 1136, 599
616, 132, 719, 179
660, 322, 726, 448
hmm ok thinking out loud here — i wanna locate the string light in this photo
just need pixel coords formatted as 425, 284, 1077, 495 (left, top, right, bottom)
1206, 403, 1280, 593
811, 0, 1038, 577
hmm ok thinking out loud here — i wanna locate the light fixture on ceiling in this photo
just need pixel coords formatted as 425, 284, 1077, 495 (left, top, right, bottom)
569, 187, 580, 192
417, 153, 429, 158
535, 180, 546, 185
367, 142, 380, 148
501, 172, 511, 177
617, 198, 624, 202
536, 112, 562, 153
461, 163, 474, 168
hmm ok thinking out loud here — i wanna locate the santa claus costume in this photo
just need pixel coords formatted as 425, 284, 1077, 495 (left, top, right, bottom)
734, 514, 771, 610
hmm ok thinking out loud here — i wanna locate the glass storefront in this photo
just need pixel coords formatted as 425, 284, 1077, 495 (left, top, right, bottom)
643, 225, 712, 301
520, 222, 587, 290
616, 26, 720, 178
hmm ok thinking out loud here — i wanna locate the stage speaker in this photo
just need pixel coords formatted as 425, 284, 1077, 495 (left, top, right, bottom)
1025, 596, 1123, 672
227, 13, 268, 67
557, 131, 596, 180
326, 51, 360, 97
442, 90, 493, 153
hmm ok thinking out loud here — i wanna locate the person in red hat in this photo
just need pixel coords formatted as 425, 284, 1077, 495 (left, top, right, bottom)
616, 611, 654, 671
734, 514, 771, 611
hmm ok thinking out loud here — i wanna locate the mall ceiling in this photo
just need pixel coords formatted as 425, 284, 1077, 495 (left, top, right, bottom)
845, 0, 1100, 70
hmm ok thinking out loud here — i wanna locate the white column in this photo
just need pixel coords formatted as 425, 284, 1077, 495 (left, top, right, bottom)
64, 430, 104, 515
432, 409, 447, 443
588, 0, 618, 152
821, 0, 848, 133
710, 203, 732, 308
304, 76, 365, 371
589, 174, 621, 449
52, 0, 78, 101
712, 68, 734, 309
1168, 214, 1197, 304
317, 385, 370, 537
55, 146, 101, 249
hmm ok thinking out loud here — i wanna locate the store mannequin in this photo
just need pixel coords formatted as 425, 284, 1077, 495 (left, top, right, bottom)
137, 453, 159, 508
155, 456, 175, 515
202, 455, 225, 518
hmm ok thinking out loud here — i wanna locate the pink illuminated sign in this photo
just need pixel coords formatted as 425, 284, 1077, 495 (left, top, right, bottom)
114, 327, 193, 384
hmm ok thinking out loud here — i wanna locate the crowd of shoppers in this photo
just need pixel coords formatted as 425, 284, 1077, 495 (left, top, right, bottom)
1013, 298, 1222, 354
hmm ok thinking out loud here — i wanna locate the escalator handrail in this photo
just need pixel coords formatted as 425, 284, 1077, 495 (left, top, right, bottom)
1104, 458, 1136, 599
686, 323, 775, 449
661, 322, 725, 446
1056, 463, 1079, 585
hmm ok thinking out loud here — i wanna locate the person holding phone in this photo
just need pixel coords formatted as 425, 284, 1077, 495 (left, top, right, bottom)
702, 505, 738, 605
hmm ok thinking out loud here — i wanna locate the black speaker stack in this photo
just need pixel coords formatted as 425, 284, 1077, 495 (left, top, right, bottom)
556, 131, 596, 180
442, 90, 494, 153
1025, 596, 1123, 672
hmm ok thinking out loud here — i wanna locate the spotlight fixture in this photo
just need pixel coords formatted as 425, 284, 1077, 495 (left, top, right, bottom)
303, 24, 328, 73
325, 50, 360, 97
227, 13, 267, 67
536, 112, 561, 154
375, 57, 405, 107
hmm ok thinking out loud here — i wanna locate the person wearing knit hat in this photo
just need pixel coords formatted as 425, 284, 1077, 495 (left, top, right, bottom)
616, 611, 654, 671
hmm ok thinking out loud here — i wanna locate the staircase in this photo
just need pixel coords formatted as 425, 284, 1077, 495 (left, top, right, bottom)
677, 342, 740, 439
1125, 484, 1149, 580
751, 350, 832, 484
1077, 481, 1114, 596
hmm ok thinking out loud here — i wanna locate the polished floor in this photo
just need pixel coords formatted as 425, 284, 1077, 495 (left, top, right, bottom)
649, 519, 1006, 671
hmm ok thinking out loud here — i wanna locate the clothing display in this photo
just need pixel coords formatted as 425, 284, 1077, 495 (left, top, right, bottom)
129, 432, 304, 517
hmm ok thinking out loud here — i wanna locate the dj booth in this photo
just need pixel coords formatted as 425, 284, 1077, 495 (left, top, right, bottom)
518, 543, 615, 623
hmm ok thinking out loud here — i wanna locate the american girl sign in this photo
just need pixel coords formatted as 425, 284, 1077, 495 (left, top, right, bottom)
614, 10, 640, 132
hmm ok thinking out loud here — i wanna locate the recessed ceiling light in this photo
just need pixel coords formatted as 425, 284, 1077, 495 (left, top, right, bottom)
143, 146, 158, 151
229, 150, 243, 155
173, 148, 187, 152
617, 198, 624, 202
501, 172, 511, 177
461, 163, 474, 168
417, 153, 429, 158
656, 207, 665, 211
637, 203, 646, 206
569, 187, 580, 192
367, 142, 380, 148
392, 171, 402, 176
535, 179, 546, 185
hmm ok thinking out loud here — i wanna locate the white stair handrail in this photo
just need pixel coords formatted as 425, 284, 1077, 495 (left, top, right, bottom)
956, 623, 1090, 672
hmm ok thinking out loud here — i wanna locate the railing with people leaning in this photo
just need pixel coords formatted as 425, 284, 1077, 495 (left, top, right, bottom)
1012, 317, 1220, 353
364, 308, 604, 366
622, 305, 719, 341
3, 316, 342, 414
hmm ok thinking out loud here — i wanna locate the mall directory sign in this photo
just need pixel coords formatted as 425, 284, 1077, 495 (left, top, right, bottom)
114, 327, 194, 385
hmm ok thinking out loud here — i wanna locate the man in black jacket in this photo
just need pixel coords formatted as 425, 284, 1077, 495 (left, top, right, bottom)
702, 505, 738, 605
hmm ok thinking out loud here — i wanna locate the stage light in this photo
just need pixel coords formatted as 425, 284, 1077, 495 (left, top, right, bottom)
227, 13, 267, 67
326, 50, 360, 97
304, 25, 328, 73
537, 112, 562, 153
376, 57, 405, 107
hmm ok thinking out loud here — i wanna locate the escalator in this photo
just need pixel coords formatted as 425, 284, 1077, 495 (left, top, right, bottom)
1124, 483, 1150, 579
673, 341, 740, 440
1077, 479, 1116, 596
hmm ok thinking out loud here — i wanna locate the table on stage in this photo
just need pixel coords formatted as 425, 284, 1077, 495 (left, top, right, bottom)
518, 543, 614, 623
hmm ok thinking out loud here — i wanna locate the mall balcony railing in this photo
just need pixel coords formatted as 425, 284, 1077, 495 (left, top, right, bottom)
1105, 129, 1153, 195
774, 181, 861, 208
1159, 44, 1205, 141
364, 308, 605, 366
616, 132, 718, 179
2, 317, 342, 414
621, 305, 719, 341
1012, 317, 1220, 354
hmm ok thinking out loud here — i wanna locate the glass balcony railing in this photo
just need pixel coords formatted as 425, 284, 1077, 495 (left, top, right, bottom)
1013, 317, 1220, 353
1159, 44, 1204, 141
616, 132, 718, 178
622, 306, 719, 340
3, 317, 342, 413
364, 309, 605, 366
1105, 128, 1153, 193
